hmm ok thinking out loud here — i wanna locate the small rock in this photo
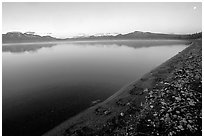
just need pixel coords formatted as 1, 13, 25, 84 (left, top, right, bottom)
188, 56, 193, 59
178, 125, 184, 130
182, 118, 187, 124
160, 117, 164, 121
161, 102, 166, 106
189, 100, 195, 106
160, 109, 165, 112
173, 115, 177, 118
150, 105, 154, 108
104, 110, 111, 115
144, 88, 148, 93
120, 112, 124, 117
126, 102, 131, 106
153, 113, 157, 117
188, 120, 193, 123
187, 124, 193, 130
167, 108, 173, 112
195, 74, 200, 80
169, 132, 173, 136
176, 111, 180, 114
175, 97, 181, 101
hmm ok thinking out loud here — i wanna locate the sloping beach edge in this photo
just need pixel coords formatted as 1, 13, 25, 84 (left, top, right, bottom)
44, 40, 198, 136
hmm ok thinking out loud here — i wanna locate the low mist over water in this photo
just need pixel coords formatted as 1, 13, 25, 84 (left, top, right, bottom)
3, 40, 187, 135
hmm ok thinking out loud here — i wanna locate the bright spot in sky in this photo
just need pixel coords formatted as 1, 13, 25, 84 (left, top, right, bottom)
193, 6, 197, 10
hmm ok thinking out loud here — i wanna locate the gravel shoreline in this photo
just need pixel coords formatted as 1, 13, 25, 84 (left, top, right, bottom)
45, 39, 201, 136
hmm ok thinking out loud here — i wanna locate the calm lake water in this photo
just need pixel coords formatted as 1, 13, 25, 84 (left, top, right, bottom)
2, 40, 188, 136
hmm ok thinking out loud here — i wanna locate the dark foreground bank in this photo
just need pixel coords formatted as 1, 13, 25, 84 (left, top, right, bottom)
45, 39, 202, 136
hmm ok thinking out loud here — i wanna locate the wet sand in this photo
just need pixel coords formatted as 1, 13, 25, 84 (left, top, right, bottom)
44, 39, 201, 136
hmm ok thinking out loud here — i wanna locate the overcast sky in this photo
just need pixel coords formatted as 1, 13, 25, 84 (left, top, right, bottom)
2, 2, 202, 38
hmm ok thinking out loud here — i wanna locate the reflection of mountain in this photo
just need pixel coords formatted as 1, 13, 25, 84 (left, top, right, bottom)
2, 31, 202, 44
72, 40, 190, 49
2, 43, 56, 53
2, 40, 190, 53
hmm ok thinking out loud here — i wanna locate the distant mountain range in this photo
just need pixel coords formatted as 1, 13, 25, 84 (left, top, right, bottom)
2, 31, 202, 44
2, 32, 59, 43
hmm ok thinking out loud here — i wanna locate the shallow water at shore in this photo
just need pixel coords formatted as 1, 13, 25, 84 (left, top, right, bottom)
2, 40, 187, 135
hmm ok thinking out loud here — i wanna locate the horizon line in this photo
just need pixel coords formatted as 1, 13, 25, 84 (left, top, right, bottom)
2, 30, 202, 39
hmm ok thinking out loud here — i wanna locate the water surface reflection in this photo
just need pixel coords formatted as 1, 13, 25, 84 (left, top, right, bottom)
2, 40, 187, 135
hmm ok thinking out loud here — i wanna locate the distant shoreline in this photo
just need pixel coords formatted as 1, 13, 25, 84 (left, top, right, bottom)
3, 31, 201, 44
44, 39, 201, 136
2, 39, 190, 45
